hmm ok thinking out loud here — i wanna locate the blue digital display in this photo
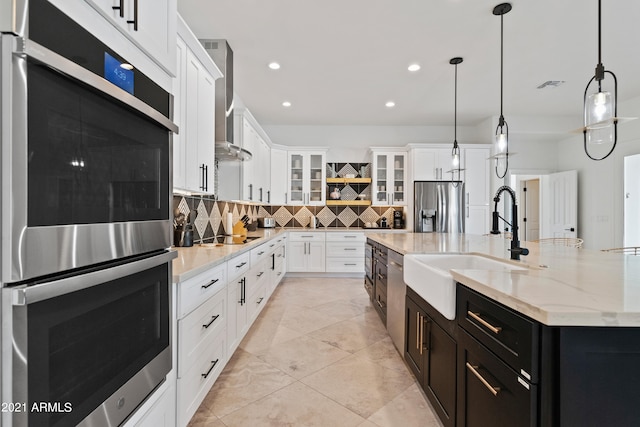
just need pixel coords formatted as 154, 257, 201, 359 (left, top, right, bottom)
104, 52, 134, 94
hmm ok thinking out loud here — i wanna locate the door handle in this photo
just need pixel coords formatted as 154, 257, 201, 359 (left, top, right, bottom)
564, 227, 575, 232
466, 363, 500, 396
112, 0, 124, 17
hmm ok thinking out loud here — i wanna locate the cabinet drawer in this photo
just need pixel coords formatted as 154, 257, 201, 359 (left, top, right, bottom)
326, 241, 365, 257
177, 330, 226, 427
247, 283, 267, 322
227, 251, 251, 282
251, 242, 273, 265
458, 329, 537, 427
326, 232, 365, 242
177, 263, 226, 318
374, 282, 387, 324
457, 285, 539, 383
375, 260, 388, 290
245, 257, 270, 297
177, 288, 226, 377
326, 258, 364, 273
288, 231, 325, 242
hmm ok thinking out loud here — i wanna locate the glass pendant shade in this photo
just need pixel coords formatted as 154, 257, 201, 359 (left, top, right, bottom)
452, 151, 460, 168
585, 90, 615, 144
495, 132, 508, 153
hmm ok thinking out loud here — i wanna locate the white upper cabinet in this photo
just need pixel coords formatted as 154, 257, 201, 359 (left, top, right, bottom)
372, 151, 407, 206
412, 147, 459, 181
173, 16, 221, 193
270, 148, 288, 205
84, 0, 177, 75
234, 110, 271, 203
287, 151, 326, 205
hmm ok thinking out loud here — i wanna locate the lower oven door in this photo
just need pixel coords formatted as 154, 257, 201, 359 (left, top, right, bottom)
8, 250, 176, 427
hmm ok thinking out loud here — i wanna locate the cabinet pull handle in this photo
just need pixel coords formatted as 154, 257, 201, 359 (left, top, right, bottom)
201, 359, 220, 379
236, 261, 247, 269
202, 314, 220, 329
376, 299, 384, 309
249, 184, 253, 200
257, 297, 264, 304
344, 263, 356, 266
344, 248, 357, 251
258, 251, 265, 255
112, 0, 124, 17
259, 187, 263, 202
257, 271, 264, 278
416, 313, 420, 350
419, 314, 424, 355
201, 278, 219, 289
301, 235, 313, 238
126, 0, 138, 31
377, 273, 385, 281
466, 363, 500, 396
344, 235, 357, 238
468, 311, 502, 334
267, 190, 270, 204
285, 192, 287, 204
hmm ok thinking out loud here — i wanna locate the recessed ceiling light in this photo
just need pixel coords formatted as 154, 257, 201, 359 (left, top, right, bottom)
282, 101, 291, 107
408, 64, 421, 72
385, 101, 395, 108
268, 62, 281, 70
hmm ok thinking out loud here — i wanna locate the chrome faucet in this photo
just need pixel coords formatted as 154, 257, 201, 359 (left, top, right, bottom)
490, 185, 529, 260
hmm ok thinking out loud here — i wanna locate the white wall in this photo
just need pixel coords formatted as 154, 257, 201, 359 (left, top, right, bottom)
557, 96, 640, 250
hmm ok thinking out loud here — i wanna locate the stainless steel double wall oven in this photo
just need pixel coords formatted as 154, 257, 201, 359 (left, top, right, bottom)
1, 1, 178, 426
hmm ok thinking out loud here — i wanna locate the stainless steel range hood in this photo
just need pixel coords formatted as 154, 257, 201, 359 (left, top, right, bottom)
200, 39, 252, 161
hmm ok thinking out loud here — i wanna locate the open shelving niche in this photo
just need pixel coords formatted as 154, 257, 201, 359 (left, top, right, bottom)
325, 162, 372, 206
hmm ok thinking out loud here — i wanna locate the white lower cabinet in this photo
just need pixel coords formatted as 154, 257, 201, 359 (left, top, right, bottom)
326, 232, 365, 273
133, 382, 176, 427
288, 232, 325, 272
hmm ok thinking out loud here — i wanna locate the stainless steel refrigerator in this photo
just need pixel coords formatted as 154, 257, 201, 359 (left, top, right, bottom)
414, 181, 465, 232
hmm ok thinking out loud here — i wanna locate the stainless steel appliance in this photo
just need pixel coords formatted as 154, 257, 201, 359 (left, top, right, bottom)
0, 0, 178, 283
258, 217, 276, 228
1, 1, 178, 425
8, 250, 176, 427
414, 181, 465, 233
386, 250, 405, 355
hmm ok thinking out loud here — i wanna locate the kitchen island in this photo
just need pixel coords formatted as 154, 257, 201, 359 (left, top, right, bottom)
365, 232, 640, 427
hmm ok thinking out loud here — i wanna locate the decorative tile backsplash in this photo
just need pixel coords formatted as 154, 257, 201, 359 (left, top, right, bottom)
173, 194, 403, 244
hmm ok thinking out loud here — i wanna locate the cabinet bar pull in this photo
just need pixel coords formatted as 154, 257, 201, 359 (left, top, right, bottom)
201, 278, 219, 289
257, 297, 264, 304
301, 235, 313, 238
468, 311, 502, 334
416, 313, 420, 350
201, 359, 220, 379
344, 235, 357, 238
344, 263, 356, 266
466, 363, 500, 396
258, 251, 265, 255
344, 248, 357, 251
112, 0, 124, 17
257, 271, 264, 277
126, 0, 138, 31
419, 314, 424, 355
236, 261, 247, 269
202, 314, 220, 329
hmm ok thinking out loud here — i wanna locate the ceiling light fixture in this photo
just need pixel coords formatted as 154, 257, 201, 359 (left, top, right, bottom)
408, 64, 421, 72
493, 2, 512, 179
268, 62, 281, 70
450, 57, 464, 186
385, 101, 396, 108
282, 101, 291, 107
582, 0, 617, 160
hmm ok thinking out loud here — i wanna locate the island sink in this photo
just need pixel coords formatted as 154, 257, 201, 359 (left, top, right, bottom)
403, 253, 527, 320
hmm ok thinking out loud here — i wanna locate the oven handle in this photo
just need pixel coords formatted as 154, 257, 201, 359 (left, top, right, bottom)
12, 250, 177, 306
17, 38, 179, 134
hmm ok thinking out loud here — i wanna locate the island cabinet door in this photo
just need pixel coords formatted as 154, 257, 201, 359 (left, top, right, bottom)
405, 296, 426, 382
457, 329, 537, 427
424, 320, 456, 427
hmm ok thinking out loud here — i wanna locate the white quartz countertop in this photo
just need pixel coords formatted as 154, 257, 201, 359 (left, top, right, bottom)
366, 233, 640, 327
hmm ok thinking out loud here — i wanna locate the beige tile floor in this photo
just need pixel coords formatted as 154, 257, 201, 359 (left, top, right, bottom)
188, 277, 442, 427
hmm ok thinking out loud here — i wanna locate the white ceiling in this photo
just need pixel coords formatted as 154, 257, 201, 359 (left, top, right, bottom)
178, 0, 640, 130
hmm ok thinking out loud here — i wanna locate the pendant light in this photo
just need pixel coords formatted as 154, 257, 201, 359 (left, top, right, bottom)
450, 57, 463, 186
493, 3, 512, 179
583, 0, 617, 160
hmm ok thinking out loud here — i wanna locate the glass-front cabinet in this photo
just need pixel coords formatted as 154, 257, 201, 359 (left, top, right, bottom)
372, 151, 407, 206
287, 151, 326, 205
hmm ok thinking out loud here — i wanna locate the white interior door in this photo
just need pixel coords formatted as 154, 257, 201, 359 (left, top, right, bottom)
519, 179, 540, 241
542, 170, 578, 238
624, 154, 640, 247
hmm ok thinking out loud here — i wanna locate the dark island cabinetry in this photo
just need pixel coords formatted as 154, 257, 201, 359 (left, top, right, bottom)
405, 287, 457, 427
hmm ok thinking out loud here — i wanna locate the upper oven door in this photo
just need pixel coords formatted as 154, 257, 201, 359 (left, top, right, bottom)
1, 35, 178, 283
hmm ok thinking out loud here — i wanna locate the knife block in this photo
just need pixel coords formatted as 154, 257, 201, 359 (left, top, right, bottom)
232, 221, 248, 236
